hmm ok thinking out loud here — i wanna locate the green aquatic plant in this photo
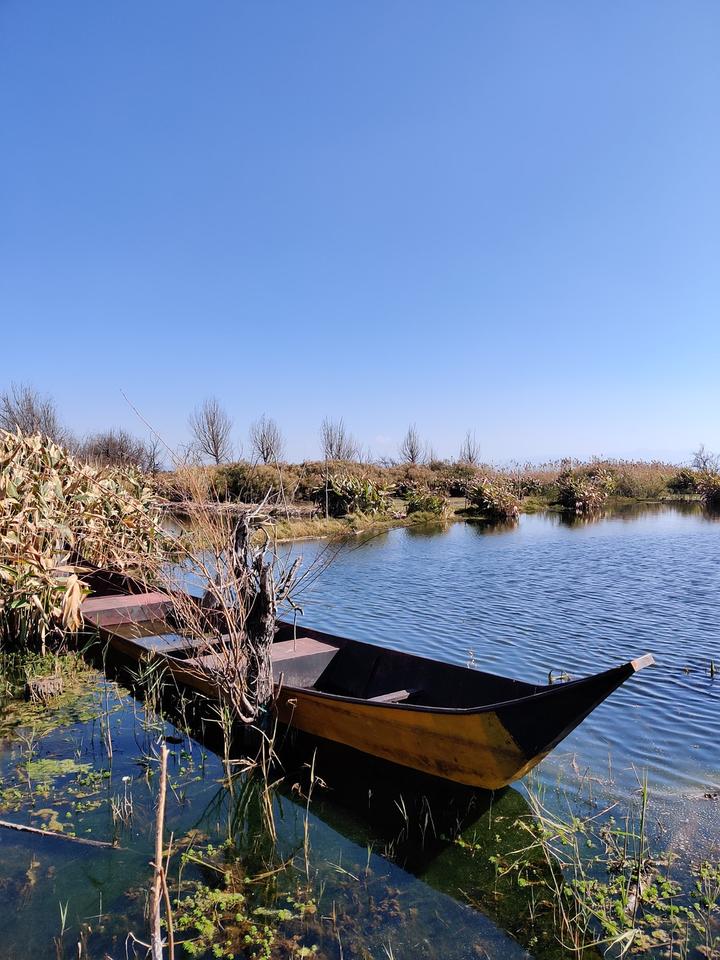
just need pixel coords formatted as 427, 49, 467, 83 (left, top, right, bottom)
510, 782, 720, 958
313, 473, 389, 518
173, 848, 318, 959
405, 493, 448, 518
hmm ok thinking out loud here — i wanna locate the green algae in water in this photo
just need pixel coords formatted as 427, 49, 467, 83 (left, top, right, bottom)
24, 757, 91, 781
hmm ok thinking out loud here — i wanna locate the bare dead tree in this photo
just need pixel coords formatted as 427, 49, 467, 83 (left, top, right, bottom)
188, 397, 233, 465
320, 417, 357, 461
399, 423, 423, 464
145, 436, 164, 474
692, 444, 720, 474
459, 430, 480, 465
161, 501, 301, 724
79, 429, 157, 472
0, 382, 66, 443
249, 415, 284, 464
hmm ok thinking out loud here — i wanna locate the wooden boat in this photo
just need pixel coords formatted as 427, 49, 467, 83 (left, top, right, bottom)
80, 571, 654, 790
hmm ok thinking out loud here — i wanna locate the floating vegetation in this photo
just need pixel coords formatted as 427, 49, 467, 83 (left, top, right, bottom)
24, 757, 91, 782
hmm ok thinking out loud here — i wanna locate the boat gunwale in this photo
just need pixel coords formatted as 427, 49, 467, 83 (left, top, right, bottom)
271, 658, 645, 717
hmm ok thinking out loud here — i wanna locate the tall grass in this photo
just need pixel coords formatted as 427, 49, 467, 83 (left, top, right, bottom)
0, 430, 166, 652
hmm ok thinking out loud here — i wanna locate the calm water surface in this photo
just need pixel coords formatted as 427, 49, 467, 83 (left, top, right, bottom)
287, 505, 720, 849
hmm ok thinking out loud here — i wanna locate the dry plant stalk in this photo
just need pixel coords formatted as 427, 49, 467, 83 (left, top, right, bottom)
0, 429, 166, 652
150, 745, 170, 960
158, 469, 302, 725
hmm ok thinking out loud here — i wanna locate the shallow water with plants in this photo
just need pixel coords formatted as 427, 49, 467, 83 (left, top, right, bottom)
280, 503, 720, 954
0, 665, 541, 959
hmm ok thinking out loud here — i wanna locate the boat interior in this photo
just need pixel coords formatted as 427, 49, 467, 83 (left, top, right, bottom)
102, 615, 544, 712
82, 571, 546, 711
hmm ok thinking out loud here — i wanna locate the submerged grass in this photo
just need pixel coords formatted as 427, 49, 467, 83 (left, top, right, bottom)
499, 779, 720, 959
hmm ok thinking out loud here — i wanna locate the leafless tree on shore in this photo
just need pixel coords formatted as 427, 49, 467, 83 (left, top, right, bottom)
250, 415, 284, 464
692, 444, 720, 473
399, 423, 422, 464
0, 383, 67, 444
320, 417, 357, 461
189, 397, 233, 465
79, 429, 160, 472
459, 430, 480, 465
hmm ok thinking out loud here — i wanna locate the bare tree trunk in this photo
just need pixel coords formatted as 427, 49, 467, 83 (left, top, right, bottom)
324, 457, 329, 520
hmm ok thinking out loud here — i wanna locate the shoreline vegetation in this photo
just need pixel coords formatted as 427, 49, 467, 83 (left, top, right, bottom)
0, 383, 715, 541
162, 455, 705, 542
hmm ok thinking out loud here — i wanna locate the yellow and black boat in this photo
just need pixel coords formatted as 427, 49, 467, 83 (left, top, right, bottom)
81, 570, 653, 790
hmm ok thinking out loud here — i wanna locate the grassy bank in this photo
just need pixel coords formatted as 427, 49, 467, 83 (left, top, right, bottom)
159, 456, 703, 542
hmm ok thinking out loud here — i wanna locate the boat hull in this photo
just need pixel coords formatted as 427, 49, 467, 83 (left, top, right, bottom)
160, 650, 647, 790
274, 685, 532, 788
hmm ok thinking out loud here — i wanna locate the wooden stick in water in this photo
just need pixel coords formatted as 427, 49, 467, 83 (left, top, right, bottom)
0, 818, 119, 848
150, 744, 169, 960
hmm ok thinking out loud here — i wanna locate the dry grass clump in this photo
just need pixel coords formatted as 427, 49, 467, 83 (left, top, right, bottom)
468, 477, 521, 522
697, 472, 720, 509
0, 430, 166, 652
556, 467, 614, 516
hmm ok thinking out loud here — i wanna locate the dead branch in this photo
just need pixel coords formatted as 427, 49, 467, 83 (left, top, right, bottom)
0, 818, 120, 848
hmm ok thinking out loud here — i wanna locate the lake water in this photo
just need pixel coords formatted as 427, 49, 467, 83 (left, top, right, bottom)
286, 504, 720, 852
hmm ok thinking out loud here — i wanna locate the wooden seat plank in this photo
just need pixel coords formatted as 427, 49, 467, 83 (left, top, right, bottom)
82, 592, 172, 627
272, 637, 340, 663
130, 633, 213, 655
368, 689, 417, 703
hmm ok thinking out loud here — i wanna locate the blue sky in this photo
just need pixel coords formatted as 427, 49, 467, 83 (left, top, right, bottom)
2, 1, 719, 464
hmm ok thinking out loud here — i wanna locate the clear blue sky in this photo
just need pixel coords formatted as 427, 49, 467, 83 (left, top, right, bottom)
2, 1, 719, 464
